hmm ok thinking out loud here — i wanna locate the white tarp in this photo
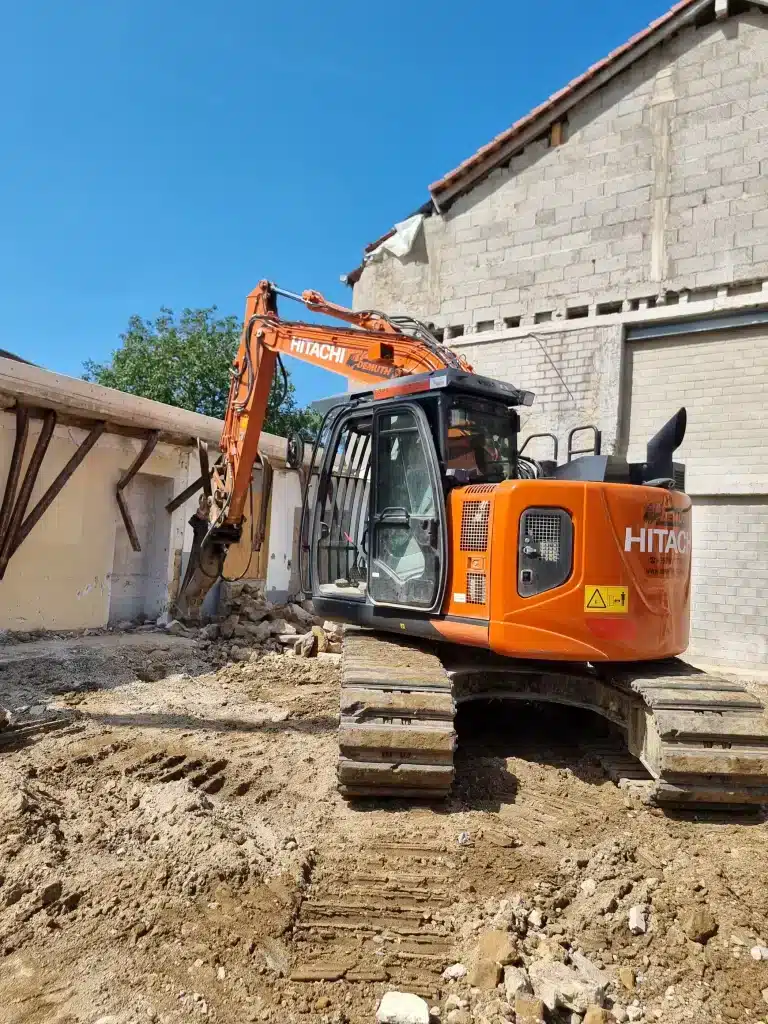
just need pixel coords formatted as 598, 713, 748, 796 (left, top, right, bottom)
365, 214, 424, 263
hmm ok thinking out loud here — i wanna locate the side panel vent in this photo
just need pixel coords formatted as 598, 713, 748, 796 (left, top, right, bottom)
524, 512, 562, 562
466, 572, 487, 605
460, 500, 490, 551
518, 507, 574, 598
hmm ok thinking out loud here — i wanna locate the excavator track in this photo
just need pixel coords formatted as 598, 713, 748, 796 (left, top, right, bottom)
609, 661, 768, 807
339, 631, 768, 809
338, 630, 455, 799
448, 656, 768, 809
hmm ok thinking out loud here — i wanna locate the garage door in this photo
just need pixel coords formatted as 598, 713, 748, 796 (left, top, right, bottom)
624, 320, 768, 666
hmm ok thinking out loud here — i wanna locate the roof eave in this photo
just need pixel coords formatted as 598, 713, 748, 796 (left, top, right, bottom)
429, 0, 713, 211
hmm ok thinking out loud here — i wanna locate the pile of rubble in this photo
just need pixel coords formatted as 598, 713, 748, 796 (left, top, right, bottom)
162, 583, 344, 668
370, 831, 768, 1024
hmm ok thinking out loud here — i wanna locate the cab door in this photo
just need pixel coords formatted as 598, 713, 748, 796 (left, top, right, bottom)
368, 404, 447, 613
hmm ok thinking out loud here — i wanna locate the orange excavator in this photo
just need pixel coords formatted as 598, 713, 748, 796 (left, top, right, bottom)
175, 281, 768, 809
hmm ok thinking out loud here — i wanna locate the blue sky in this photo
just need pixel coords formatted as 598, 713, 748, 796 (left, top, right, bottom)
0, 0, 672, 407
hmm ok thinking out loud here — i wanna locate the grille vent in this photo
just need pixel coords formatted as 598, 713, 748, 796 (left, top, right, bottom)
522, 512, 561, 562
465, 484, 497, 495
518, 507, 574, 599
466, 572, 487, 605
460, 500, 491, 551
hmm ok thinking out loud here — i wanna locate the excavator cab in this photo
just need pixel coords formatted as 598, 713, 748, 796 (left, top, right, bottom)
300, 371, 522, 619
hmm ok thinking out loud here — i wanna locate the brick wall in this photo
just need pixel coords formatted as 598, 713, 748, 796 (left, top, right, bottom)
353, 10, 768, 334
463, 325, 623, 457
624, 326, 768, 495
689, 496, 768, 664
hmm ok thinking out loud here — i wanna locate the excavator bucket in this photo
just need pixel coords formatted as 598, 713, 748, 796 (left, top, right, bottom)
172, 498, 228, 622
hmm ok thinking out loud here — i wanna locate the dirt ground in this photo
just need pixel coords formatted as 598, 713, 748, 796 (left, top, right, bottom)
1, 633, 768, 1024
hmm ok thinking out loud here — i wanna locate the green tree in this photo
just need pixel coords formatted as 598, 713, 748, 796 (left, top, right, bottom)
83, 306, 320, 437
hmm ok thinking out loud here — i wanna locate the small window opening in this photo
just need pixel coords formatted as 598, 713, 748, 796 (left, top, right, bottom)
597, 300, 623, 316
565, 306, 589, 320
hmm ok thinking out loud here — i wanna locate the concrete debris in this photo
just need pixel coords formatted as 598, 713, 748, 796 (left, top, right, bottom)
751, 945, 768, 961
625, 1005, 643, 1021
619, 965, 637, 990
295, 632, 316, 657
445, 1012, 470, 1024
164, 619, 186, 636
476, 928, 517, 965
628, 905, 648, 935
514, 994, 546, 1023
580, 878, 597, 896
468, 958, 502, 989
681, 905, 717, 944
218, 614, 239, 639
251, 620, 272, 643
568, 952, 610, 989
268, 618, 296, 637
312, 624, 329, 653
527, 959, 606, 1013
277, 633, 300, 645
375, 991, 430, 1024
288, 603, 314, 626
596, 891, 617, 914
444, 995, 468, 1011
442, 963, 468, 981
527, 908, 545, 929
457, 832, 472, 846
504, 965, 533, 1000
762, 987, 768, 1006
583, 1008, 609, 1024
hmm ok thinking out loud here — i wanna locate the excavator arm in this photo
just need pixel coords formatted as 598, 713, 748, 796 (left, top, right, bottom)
173, 280, 471, 618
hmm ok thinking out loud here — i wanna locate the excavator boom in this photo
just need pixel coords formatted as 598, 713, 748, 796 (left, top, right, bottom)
174, 281, 472, 617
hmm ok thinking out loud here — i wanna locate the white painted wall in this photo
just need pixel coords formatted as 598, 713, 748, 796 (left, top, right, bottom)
0, 416, 192, 630
265, 468, 304, 603
109, 472, 177, 623
0, 359, 308, 631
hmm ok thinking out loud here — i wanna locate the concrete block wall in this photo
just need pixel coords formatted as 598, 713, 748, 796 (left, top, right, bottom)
353, 10, 768, 334
463, 325, 623, 456
624, 325, 768, 496
689, 496, 768, 664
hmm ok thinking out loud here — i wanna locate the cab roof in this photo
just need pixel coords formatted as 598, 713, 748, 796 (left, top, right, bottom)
311, 368, 534, 417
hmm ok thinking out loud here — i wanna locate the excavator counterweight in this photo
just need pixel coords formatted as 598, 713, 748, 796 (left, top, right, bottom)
174, 280, 768, 809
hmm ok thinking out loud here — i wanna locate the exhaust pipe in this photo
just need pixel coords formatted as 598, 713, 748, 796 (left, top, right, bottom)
645, 407, 686, 486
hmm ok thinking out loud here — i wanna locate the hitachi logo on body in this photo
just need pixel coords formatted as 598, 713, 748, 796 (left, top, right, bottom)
290, 337, 346, 364
625, 527, 690, 554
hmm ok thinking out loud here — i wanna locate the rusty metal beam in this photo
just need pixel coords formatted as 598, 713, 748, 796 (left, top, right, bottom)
164, 439, 214, 514
198, 439, 212, 500
116, 431, 160, 553
253, 455, 273, 553
165, 474, 205, 514
0, 409, 56, 579
0, 404, 30, 552
11, 420, 106, 558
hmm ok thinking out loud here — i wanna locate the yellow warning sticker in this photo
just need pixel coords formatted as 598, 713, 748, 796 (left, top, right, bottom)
584, 585, 629, 614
